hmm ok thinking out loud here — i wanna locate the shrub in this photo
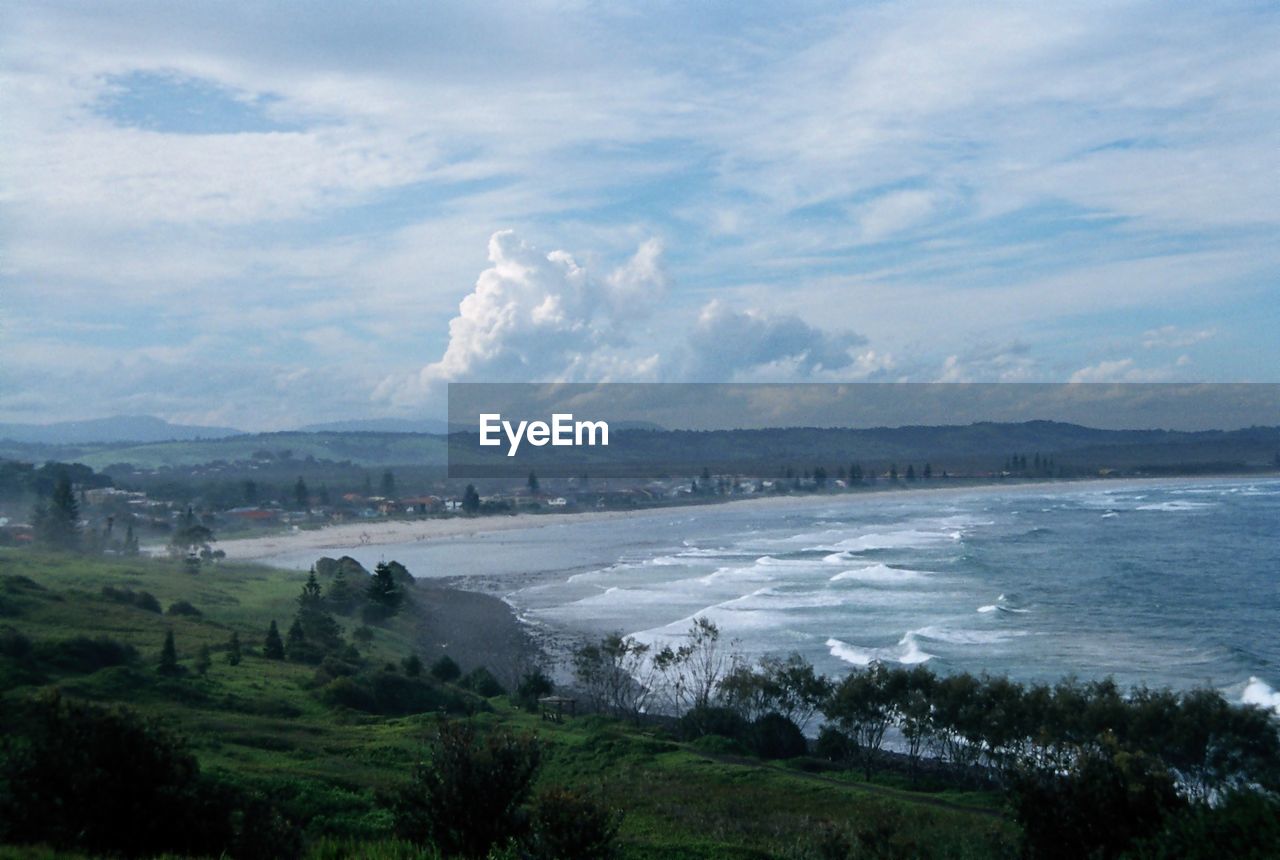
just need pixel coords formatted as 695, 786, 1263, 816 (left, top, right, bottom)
392, 720, 541, 858
402, 653, 423, 677
460, 666, 505, 697
430, 655, 461, 682
0, 626, 33, 660
0, 691, 300, 858
37, 635, 137, 673
750, 712, 807, 760
166, 599, 202, 617
815, 726, 855, 765
677, 705, 750, 742
690, 734, 748, 756
101, 585, 161, 613
528, 787, 622, 860
515, 669, 554, 710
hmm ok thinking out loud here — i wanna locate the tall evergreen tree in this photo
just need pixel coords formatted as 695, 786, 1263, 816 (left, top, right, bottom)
366, 561, 404, 619
380, 470, 396, 498
225, 631, 242, 666
285, 618, 307, 662
194, 645, 212, 677
158, 629, 179, 675
34, 473, 81, 551
294, 477, 309, 509
462, 484, 480, 515
263, 620, 285, 660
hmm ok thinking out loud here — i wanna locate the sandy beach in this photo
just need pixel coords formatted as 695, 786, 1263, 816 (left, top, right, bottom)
215, 476, 1217, 563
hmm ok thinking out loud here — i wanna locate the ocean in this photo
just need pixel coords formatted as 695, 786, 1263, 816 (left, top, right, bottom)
261, 477, 1280, 713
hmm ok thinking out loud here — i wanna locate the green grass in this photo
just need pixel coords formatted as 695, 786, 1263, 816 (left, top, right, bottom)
0, 549, 1016, 858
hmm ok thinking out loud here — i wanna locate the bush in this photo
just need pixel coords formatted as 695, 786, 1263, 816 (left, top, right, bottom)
101, 585, 161, 613
460, 666, 506, 697
392, 720, 541, 858
0, 691, 299, 858
1131, 789, 1280, 859
815, 726, 855, 765
166, 599, 202, 617
515, 669, 553, 710
750, 712, 807, 760
1011, 740, 1184, 860
0, 627, 33, 660
677, 705, 750, 742
36, 635, 137, 673
430, 655, 461, 682
690, 734, 748, 756
528, 787, 622, 860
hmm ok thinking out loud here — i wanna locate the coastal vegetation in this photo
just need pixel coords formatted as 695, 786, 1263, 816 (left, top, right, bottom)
0, 547, 1276, 858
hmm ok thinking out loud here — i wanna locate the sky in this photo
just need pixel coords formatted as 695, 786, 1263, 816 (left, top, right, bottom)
1, 1, 1278, 431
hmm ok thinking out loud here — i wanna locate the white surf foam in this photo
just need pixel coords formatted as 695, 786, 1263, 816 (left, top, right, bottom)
829, 563, 929, 584
825, 632, 934, 667
1242, 677, 1280, 715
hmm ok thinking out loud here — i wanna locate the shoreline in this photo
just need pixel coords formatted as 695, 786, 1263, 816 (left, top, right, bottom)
217, 473, 1273, 562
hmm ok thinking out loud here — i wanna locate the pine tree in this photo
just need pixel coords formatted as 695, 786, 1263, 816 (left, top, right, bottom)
34, 473, 81, 551
294, 477, 309, 509
263, 620, 285, 659
381, 470, 396, 498
123, 524, 140, 556
299, 567, 324, 610
527, 471, 539, 493
366, 561, 404, 619
225, 631, 242, 666
285, 618, 307, 661
462, 484, 480, 515
194, 644, 212, 676
158, 629, 179, 675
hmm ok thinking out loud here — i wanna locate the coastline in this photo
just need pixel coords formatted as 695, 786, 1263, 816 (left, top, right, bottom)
217, 473, 1269, 562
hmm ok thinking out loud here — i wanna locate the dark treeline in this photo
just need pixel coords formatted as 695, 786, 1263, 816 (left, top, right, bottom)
571, 619, 1280, 859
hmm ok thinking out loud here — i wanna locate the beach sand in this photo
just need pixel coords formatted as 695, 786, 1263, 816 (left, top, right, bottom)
217, 477, 1141, 563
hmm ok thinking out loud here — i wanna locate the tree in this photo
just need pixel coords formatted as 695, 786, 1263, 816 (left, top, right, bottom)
462, 484, 480, 515
380, 470, 396, 498
906, 464, 916, 481
158, 629, 179, 675
293, 477, 309, 509
122, 524, 140, 556
393, 720, 542, 858
294, 569, 343, 657
242, 480, 258, 504
225, 631, 242, 666
402, 653, 423, 677
284, 618, 308, 662
169, 507, 214, 566
431, 655, 461, 682
263, 620, 285, 660
194, 645, 212, 677
34, 473, 81, 551
527, 471, 539, 493
366, 561, 405, 620
0, 692, 300, 859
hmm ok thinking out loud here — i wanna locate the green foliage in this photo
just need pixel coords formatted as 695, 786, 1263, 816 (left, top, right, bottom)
1130, 789, 1280, 859
392, 720, 542, 858
195, 644, 212, 676
462, 484, 480, 515
460, 666, 506, 698
157, 629, 179, 675
226, 630, 243, 666
0, 692, 300, 859
101, 584, 161, 613
750, 712, 807, 760
166, 598, 201, 617
514, 668, 553, 710
402, 653, 423, 677
33, 473, 80, 552
264, 619, 286, 659
430, 655, 461, 683
365, 561, 406, 622
527, 787, 622, 860
1010, 739, 1183, 860
35, 635, 136, 673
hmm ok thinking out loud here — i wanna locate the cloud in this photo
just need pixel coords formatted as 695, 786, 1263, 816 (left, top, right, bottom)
1141, 325, 1217, 349
376, 231, 666, 405
1068, 357, 1191, 383
936, 341, 1037, 382
682, 300, 870, 381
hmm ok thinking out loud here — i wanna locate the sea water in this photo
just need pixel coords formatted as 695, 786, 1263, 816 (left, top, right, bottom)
261, 477, 1280, 713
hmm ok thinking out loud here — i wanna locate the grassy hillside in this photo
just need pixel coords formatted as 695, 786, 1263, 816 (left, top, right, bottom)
0, 550, 1013, 859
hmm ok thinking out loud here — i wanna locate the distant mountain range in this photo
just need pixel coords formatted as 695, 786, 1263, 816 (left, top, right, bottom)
298, 418, 451, 434
0, 415, 457, 445
0, 415, 245, 445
